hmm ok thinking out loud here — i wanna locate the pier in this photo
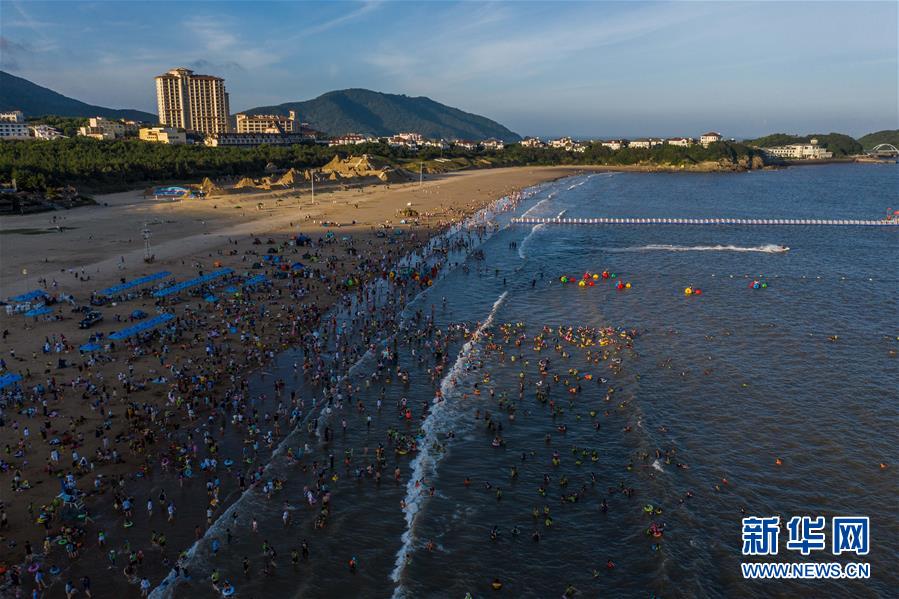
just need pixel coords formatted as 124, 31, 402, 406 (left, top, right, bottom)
511, 217, 898, 226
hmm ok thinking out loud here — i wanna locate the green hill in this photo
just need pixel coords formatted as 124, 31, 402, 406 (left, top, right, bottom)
243, 88, 521, 142
742, 132, 862, 156
0, 70, 155, 122
857, 130, 899, 151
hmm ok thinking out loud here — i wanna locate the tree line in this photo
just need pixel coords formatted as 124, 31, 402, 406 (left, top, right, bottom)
0, 137, 766, 193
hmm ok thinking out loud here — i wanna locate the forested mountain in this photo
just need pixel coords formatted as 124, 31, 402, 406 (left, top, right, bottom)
244, 89, 520, 142
0, 71, 155, 121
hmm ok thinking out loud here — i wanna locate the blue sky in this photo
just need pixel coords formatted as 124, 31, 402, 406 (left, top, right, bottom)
1, 1, 896, 138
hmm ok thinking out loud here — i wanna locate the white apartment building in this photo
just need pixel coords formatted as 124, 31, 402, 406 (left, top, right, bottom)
520, 137, 544, 148
0, 111, 30, 139
453, 140, 478, 151
328, 133, 377, 146
762, 139, 833, 160
422, 139, 450, 150
549, 136, 575, 149
628, 138, 664, 149
601, 140, 625, 150
395, 132, 424, 143
481, 138, 505, 150
667, 137, 694, 147
155, 67, 230, 135
700, 131, 722, 147
30, 125, 64, 140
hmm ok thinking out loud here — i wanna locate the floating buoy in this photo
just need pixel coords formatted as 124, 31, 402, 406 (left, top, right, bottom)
578, 280, 586, 287
684, 287, 693, 295
694, 289, 702, 295
625, 282, 632, 289
592, 273, 599, 280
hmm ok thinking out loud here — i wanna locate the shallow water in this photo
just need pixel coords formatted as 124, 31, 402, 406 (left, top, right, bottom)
68, 164, 897, 599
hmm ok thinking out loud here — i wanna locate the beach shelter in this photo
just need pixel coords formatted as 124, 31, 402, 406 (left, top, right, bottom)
9, 289, 48, 303
0, 373, 23, 390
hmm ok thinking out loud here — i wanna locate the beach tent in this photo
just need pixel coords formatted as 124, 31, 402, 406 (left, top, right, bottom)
78, 343, 103, 353
152, 268, 234, 298
244, 275, 269, 288
98, 271, 171, 297
0, 373, 23, 390
25, 306, 53, 317
9, 289, 48, 303
109, 312, 176, 340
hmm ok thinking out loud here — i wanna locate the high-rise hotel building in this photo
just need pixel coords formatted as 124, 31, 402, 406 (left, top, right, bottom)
155, 68, 230, 135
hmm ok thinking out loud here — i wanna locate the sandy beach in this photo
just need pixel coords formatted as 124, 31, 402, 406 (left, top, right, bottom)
0, 166, 588, 579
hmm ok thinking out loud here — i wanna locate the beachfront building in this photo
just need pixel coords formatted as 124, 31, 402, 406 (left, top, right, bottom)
453, 140, 479, 151
628, 138, 664, 149
395, 132, 424, 143
667, 137, 694, 147
519, 137, 545, 148
205, 132, 306, 147
329, 133, 378, 146
422, 139, 450, 150
601, 140, 626, 150
549, 137, 574, 149
762, 139, 833, 160
387, 133, 424, 149
549, 137, 586, 152
30, 124, 65, 140
78, 117, 139, 140
481, 138, 505, 150
700, 131, 722, 147
139, 126, 187, 145
0, 111, 30, 139
155, 67, 230, 135
236, 111, 298, 134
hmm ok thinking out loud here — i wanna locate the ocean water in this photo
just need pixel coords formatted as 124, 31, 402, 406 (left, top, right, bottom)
78, 164, 897, 599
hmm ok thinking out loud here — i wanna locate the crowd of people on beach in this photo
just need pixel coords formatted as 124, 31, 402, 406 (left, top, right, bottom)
0, 192, 529, 597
